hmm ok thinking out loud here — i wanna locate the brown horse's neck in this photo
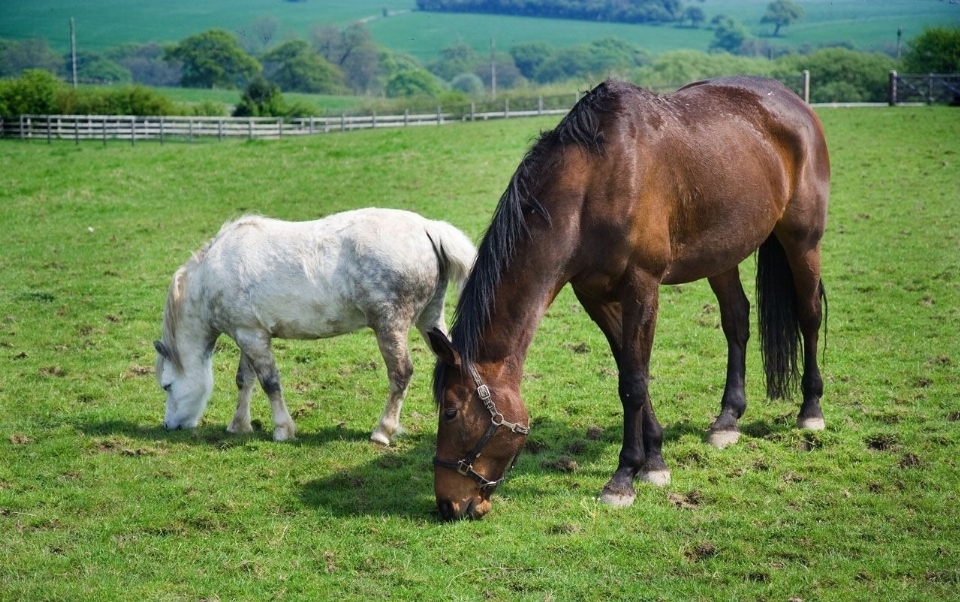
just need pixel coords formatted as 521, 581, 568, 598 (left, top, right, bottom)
468, 218, 578, 384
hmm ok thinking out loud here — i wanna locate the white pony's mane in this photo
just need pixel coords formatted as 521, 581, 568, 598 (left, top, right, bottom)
160, 216, 264, 371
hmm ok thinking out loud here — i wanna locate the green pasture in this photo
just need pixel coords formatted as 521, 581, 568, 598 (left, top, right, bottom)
4, 0, 958, 60
1, 105, 959, 600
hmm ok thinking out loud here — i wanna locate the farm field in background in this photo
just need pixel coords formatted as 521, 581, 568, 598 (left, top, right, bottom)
3, 0, 958, 61
1, 106, 959, 599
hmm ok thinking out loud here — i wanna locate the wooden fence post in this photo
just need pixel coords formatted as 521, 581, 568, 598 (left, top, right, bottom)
470, 102, 475, 122
436, 106, 441, 125
927, 73, 934, 105
404, 109, 409, 126
130, 117, 135, 146
46, 115, 51, 144
802, 70, 810, 103
889, 70, 898, 106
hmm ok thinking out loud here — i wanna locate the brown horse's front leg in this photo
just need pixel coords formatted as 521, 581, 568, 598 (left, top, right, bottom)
706, 269, 750, 448
598, 276, 669, 507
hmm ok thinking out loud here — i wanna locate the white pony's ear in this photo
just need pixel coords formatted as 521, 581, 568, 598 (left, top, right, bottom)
427, 328, 460, 368
154, 340, 170, 359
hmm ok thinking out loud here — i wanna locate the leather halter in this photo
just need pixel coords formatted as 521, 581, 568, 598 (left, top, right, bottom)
433, 364, 530, 491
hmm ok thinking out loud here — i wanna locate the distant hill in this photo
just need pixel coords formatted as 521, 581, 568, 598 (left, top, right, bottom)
2, 0, 958, 60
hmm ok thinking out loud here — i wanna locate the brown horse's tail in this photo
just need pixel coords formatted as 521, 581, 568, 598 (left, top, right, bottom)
756, 233, 802, 400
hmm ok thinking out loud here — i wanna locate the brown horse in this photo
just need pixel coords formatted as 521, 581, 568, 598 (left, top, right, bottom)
428, 76, 829, 520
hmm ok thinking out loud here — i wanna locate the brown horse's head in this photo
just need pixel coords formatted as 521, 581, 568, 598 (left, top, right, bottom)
428, 329, 529, 521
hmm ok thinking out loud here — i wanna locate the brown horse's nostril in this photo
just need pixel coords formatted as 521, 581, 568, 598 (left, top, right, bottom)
438, 500, 457, 521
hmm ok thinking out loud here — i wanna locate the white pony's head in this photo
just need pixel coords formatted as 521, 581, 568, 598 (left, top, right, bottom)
154, 339, 214, 430
155, 263, 215, 431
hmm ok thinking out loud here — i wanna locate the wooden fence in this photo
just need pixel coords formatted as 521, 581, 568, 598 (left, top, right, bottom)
1, 76, 954, 143
889, 72, 960, 105
0, 97, 573, 143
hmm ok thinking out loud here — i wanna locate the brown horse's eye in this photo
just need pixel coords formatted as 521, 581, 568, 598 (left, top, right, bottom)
442, 406, 458, 421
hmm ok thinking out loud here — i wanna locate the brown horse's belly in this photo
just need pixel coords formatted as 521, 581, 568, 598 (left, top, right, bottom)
660, 237, 764, 285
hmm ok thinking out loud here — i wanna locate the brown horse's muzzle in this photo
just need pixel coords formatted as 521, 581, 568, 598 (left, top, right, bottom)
437, 493, 492, 521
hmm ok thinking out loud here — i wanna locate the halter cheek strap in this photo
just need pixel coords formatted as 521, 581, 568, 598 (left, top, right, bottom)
433, 364, 530, 491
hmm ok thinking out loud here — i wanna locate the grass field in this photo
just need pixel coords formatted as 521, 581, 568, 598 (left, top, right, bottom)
1, 105, 959, 600
3, 0, 958, 60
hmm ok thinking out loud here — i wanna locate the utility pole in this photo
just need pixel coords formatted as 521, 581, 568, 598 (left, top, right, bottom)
490, 38, 496, 99
70, 18, 78, 88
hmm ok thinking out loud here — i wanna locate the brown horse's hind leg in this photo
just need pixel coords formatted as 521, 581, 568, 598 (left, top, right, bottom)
227, 351, 256, 434
706, 268, 750, 448
783, 244, 826, 431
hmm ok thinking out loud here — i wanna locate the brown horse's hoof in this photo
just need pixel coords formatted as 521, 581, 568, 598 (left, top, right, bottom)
598, 482, 636, 507
707, 429, 741, 449
640, 469, 671, 487
797, 416, 826, 431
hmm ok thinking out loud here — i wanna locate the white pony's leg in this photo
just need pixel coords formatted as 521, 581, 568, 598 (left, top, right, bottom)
227, 352, 256, 434
370, 326, 414, 446
237, 333, 296, 442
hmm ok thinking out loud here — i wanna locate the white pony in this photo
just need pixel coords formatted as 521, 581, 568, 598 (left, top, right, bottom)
154, 208, 476, 444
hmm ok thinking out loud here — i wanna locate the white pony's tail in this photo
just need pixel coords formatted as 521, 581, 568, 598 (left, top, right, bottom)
424, 220, 477, 293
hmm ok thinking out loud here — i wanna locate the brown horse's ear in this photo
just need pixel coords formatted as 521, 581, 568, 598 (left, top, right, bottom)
154, 340, 170, 359
427, 328, 460, 368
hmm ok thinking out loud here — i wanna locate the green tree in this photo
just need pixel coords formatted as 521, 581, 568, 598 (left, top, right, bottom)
509, 41, 553, 79
761, 0, 805, 37
166, 29, 260, 89
0, 38, 63, 77
72, 50, 131, 84
261, 39, 345, 93
384, 68, 443, 98
902, 27, 960, 73
106, 42, 181, 87
450, 72, 484, 95
682, 6, 706, 28
709, 16, 751, 54
311, 23, 382, 94
428, 43, 476, 81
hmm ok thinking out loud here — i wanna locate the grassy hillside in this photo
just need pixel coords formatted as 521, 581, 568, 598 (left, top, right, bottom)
1, 106, 958, 600
3, 0, 958, 60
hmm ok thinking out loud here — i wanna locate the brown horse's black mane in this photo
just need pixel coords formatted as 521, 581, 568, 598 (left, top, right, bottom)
434, 80, 624, 403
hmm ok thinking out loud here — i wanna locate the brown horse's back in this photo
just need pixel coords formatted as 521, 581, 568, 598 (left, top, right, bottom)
565, 77, 829, 288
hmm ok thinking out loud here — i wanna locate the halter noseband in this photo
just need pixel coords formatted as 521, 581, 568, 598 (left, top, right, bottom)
433, 364, 530, 491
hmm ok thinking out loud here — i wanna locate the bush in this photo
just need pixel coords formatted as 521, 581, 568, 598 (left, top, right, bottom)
0, 69, 60, 115
774, 48, 895, 103
450, 72, 485, 95
233, 76, 287, 117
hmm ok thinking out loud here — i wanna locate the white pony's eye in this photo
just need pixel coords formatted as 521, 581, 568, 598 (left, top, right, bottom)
162, 383, 172, 392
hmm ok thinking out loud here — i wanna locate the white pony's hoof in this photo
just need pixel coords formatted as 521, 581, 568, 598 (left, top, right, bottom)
598, 490, 636, 508
707, 429, 741, 449
273, 423, 296, 442
797, 417, 826, 431
226, 421, 253, 435
370, 430, 391, 446
640, 469, 671, 487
